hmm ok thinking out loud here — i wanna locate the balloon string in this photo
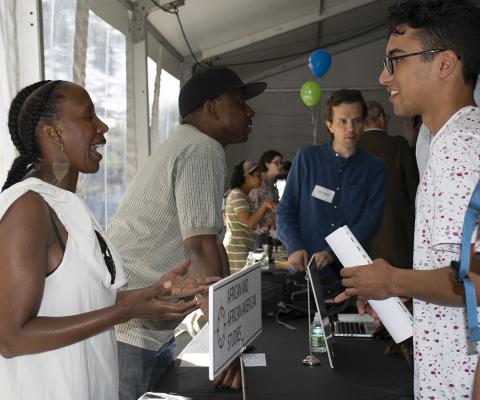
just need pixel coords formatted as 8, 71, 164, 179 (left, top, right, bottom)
312, 107, 317, 145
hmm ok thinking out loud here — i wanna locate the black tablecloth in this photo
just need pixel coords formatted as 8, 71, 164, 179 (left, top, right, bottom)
152, 316, 413, 400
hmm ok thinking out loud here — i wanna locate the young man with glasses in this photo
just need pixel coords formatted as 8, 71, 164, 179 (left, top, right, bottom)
337, 1, 480, 397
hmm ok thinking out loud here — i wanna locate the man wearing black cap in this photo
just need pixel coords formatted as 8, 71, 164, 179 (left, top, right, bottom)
107, 66, 266, 399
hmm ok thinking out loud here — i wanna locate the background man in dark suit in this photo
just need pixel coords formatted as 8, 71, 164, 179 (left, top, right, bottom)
359, 100, 418, 268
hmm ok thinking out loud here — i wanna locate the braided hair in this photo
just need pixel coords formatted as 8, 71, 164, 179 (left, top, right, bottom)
2, 80, 65, 191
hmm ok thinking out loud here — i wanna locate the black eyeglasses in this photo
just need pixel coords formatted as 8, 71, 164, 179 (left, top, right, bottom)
95, 231, 116, 284
382, 49, 446, 75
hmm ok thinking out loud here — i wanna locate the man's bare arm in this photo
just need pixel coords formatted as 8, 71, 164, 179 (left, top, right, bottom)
218, 243, 230, 277
338, 257, 480, 307
184, 234, 225, 280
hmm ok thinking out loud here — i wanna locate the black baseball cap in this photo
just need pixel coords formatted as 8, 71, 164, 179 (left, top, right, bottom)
178, 66, 267, 118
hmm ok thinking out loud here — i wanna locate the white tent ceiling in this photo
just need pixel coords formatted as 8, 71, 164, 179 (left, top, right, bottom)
142, 0, 399, 78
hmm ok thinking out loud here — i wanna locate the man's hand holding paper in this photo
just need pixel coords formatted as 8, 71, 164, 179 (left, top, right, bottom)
336, 258, 395, 301
326, 226, 413, 343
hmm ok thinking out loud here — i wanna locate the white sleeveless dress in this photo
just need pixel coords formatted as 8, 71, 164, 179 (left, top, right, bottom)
0, 178, 126, 400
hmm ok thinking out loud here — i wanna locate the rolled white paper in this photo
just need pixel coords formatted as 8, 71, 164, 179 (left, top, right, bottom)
325, 225, 413, 343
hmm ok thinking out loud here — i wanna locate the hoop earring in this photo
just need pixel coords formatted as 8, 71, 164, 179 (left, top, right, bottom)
52, 143, 70, 183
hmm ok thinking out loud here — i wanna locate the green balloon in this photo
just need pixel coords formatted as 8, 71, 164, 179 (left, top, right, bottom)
300, 81, 321, 107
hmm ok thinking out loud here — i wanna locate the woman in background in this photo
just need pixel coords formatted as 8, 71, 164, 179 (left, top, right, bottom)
249, 149, 283, 250
224, 160, 276, 273
0, 80, 211, 400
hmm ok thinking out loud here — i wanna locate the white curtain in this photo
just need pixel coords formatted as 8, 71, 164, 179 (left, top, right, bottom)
0, 0, 19, 186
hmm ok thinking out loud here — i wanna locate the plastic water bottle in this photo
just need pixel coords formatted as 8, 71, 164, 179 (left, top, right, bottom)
244, 250, 269, 269
311, 312, 326, 353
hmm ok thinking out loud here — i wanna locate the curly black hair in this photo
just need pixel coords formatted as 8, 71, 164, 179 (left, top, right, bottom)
2, 80, 66, 191
386, 0, 480, 87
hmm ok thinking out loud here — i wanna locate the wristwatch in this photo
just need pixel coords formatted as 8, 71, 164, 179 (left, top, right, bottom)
450, 260, 463, 283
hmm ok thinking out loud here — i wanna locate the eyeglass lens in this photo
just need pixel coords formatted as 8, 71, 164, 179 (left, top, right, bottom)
383, 57, 394, 75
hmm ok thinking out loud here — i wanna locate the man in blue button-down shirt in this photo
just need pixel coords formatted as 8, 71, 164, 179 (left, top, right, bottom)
276, 89, 385, 276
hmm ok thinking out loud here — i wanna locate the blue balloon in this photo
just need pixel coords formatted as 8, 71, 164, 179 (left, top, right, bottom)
308, 50, 332, 79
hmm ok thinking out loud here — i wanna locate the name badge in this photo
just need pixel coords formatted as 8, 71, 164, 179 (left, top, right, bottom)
311, 185, 335, 203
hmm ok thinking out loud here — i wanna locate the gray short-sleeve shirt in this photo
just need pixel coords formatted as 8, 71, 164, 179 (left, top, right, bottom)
107, 124, 227, 350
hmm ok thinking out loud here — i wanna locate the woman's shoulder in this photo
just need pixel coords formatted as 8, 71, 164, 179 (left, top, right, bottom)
0, 189, 51, 253
227, 188, 244, 198
227, 188, 250, 203
1, 189, 48, 225
2, 178, 63, 213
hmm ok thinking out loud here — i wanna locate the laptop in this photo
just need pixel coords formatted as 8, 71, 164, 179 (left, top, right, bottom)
305, 256, 377, 368
333, 313, 377, 338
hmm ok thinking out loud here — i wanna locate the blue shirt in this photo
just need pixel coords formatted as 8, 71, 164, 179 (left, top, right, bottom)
277, 143, 385, 259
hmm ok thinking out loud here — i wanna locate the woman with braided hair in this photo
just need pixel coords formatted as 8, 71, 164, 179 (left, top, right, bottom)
0, 80, 214, 399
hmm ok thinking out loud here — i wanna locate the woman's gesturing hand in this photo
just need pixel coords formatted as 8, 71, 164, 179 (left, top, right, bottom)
117, 259, 221, 322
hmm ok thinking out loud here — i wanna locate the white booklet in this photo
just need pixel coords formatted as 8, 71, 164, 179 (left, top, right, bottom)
325, 225, 413, 343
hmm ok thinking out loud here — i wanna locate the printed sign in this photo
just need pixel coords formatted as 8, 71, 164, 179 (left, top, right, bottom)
208, 262, 262, 380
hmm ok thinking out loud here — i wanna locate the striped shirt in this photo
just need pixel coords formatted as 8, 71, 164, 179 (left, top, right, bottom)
107, 124, 227, 351
224, 188, 256, 273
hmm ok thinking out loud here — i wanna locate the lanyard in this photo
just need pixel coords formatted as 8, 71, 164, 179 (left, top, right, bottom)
458, 181, 480, 342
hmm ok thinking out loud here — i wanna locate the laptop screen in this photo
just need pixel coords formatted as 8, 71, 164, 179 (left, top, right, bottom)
306, 256, 335, 368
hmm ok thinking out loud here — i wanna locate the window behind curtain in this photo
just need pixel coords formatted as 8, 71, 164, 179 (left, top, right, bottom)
81, 11, 127, 228
42, 0, 75, 81
147, 57, 180, 151
159, 69, 180, 143
42, 1, 127, 228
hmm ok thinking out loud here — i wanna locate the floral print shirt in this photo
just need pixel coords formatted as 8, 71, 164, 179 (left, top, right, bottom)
414, 107, 480, 399
249, 176, 279, 233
